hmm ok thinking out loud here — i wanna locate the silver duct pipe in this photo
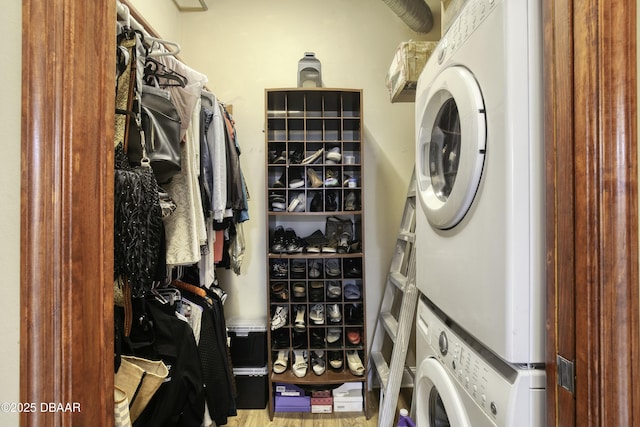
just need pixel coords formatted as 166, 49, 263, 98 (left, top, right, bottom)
382, 0, 434, 33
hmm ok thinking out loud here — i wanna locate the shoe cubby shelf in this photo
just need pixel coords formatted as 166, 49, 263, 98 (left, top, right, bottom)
265, 89, 367, 419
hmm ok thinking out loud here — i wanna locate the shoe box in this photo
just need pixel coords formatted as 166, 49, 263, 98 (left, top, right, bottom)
233, 366, 268, 409
332, 382, 363, 412
274, 384, 335, 413
310, 390, 333, 414
274, 383, 310, 412
226, 317, 267, 367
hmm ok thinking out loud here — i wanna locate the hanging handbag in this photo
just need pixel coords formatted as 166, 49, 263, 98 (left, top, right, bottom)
114, 355, 168, 423
114, 143, 163, 297
127, 85, 182, 184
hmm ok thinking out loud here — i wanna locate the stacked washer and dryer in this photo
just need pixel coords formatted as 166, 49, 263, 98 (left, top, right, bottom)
413, 0, 546, 425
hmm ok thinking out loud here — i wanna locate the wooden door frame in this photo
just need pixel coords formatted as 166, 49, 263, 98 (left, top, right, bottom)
544, 0, 640, 426
20, 0, 115, 425
18, 0, 639, 425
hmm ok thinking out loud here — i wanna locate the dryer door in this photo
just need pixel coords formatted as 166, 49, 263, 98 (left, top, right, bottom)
416, 358, 472, 427
416, 66, 486, 229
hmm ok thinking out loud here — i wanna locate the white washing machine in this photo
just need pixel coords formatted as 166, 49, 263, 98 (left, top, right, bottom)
416, 295, 545, 427
414, 0, 545, 364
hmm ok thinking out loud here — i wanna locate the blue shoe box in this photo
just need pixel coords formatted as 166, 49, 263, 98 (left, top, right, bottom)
274, 395, 311, 413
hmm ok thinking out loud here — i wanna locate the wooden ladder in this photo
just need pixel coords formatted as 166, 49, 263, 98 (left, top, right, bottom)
368, 171, 418, 427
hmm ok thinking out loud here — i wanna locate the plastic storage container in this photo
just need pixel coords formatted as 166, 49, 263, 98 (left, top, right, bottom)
233, 366, 268, 409
226, 318, 267, 367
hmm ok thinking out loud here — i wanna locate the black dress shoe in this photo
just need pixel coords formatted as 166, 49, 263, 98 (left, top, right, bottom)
345, 303, 363, 325
310, 329, 325, 347
289, 150, 303, 164
292, 331, 308, 349
344, 258, 362, 277
310, 192, 323, 212
271, 329, 290, 348
325, 191, 338, 211
309, 287, 324, 302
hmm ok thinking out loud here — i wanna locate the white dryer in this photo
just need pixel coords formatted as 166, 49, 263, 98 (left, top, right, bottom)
415, 0, 545, 364
415, 295, 545, 427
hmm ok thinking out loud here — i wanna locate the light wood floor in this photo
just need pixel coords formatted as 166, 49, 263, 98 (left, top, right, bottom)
224, 390, 378, 427
224, 409, 379, 427
223, 390, 412, 427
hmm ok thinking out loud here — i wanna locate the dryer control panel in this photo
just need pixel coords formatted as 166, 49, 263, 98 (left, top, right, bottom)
437, 0, 499, 65
419, 297, 545, 426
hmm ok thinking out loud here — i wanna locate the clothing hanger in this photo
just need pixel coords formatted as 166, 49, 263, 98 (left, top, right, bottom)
157, 287, 182, 306
172, 279, 207, 298
144, 57, 188, 88
147, 37, 181, 58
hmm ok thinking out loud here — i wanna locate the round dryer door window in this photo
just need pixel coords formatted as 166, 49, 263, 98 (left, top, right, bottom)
416, 66, 486, 229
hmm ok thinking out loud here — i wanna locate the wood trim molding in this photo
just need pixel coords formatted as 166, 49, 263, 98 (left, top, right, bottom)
574, 1, 639, 424
543, 0, 576, 424
20, 1, 115, 425
545, 0, 639, 425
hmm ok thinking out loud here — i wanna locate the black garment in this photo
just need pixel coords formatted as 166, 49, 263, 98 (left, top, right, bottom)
197, 105, 214, 222
189, 291, 237, 426
222, 106, 246, 214
130, 300, 205, 427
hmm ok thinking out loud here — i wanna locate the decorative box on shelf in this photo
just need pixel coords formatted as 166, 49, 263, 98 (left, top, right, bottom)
386, 40, 437, 103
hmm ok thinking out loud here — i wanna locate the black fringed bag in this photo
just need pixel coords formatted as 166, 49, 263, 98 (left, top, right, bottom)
114, 143, 163, 297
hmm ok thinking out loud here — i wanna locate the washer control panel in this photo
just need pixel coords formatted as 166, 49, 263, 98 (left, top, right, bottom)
437, 0, 499, 65
419, 298, 543, 426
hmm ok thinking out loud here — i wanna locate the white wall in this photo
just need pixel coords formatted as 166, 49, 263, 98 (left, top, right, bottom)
126, 0, 182, 44
0, 1, 22, 426
129, 0, 437, 344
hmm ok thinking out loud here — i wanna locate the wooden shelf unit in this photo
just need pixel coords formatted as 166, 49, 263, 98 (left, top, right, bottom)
265, 88, 367, 419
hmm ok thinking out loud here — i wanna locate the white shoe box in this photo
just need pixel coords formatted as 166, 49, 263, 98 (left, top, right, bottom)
332, 382, 363, 412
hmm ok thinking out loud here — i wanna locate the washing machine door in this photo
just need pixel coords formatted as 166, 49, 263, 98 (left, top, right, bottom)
416, 66, 486, 230
416, 357, 471, 427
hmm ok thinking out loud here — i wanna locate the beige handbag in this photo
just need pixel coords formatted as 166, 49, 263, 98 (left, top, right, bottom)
114, 355, 168, 422
114, 386, 132, 427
